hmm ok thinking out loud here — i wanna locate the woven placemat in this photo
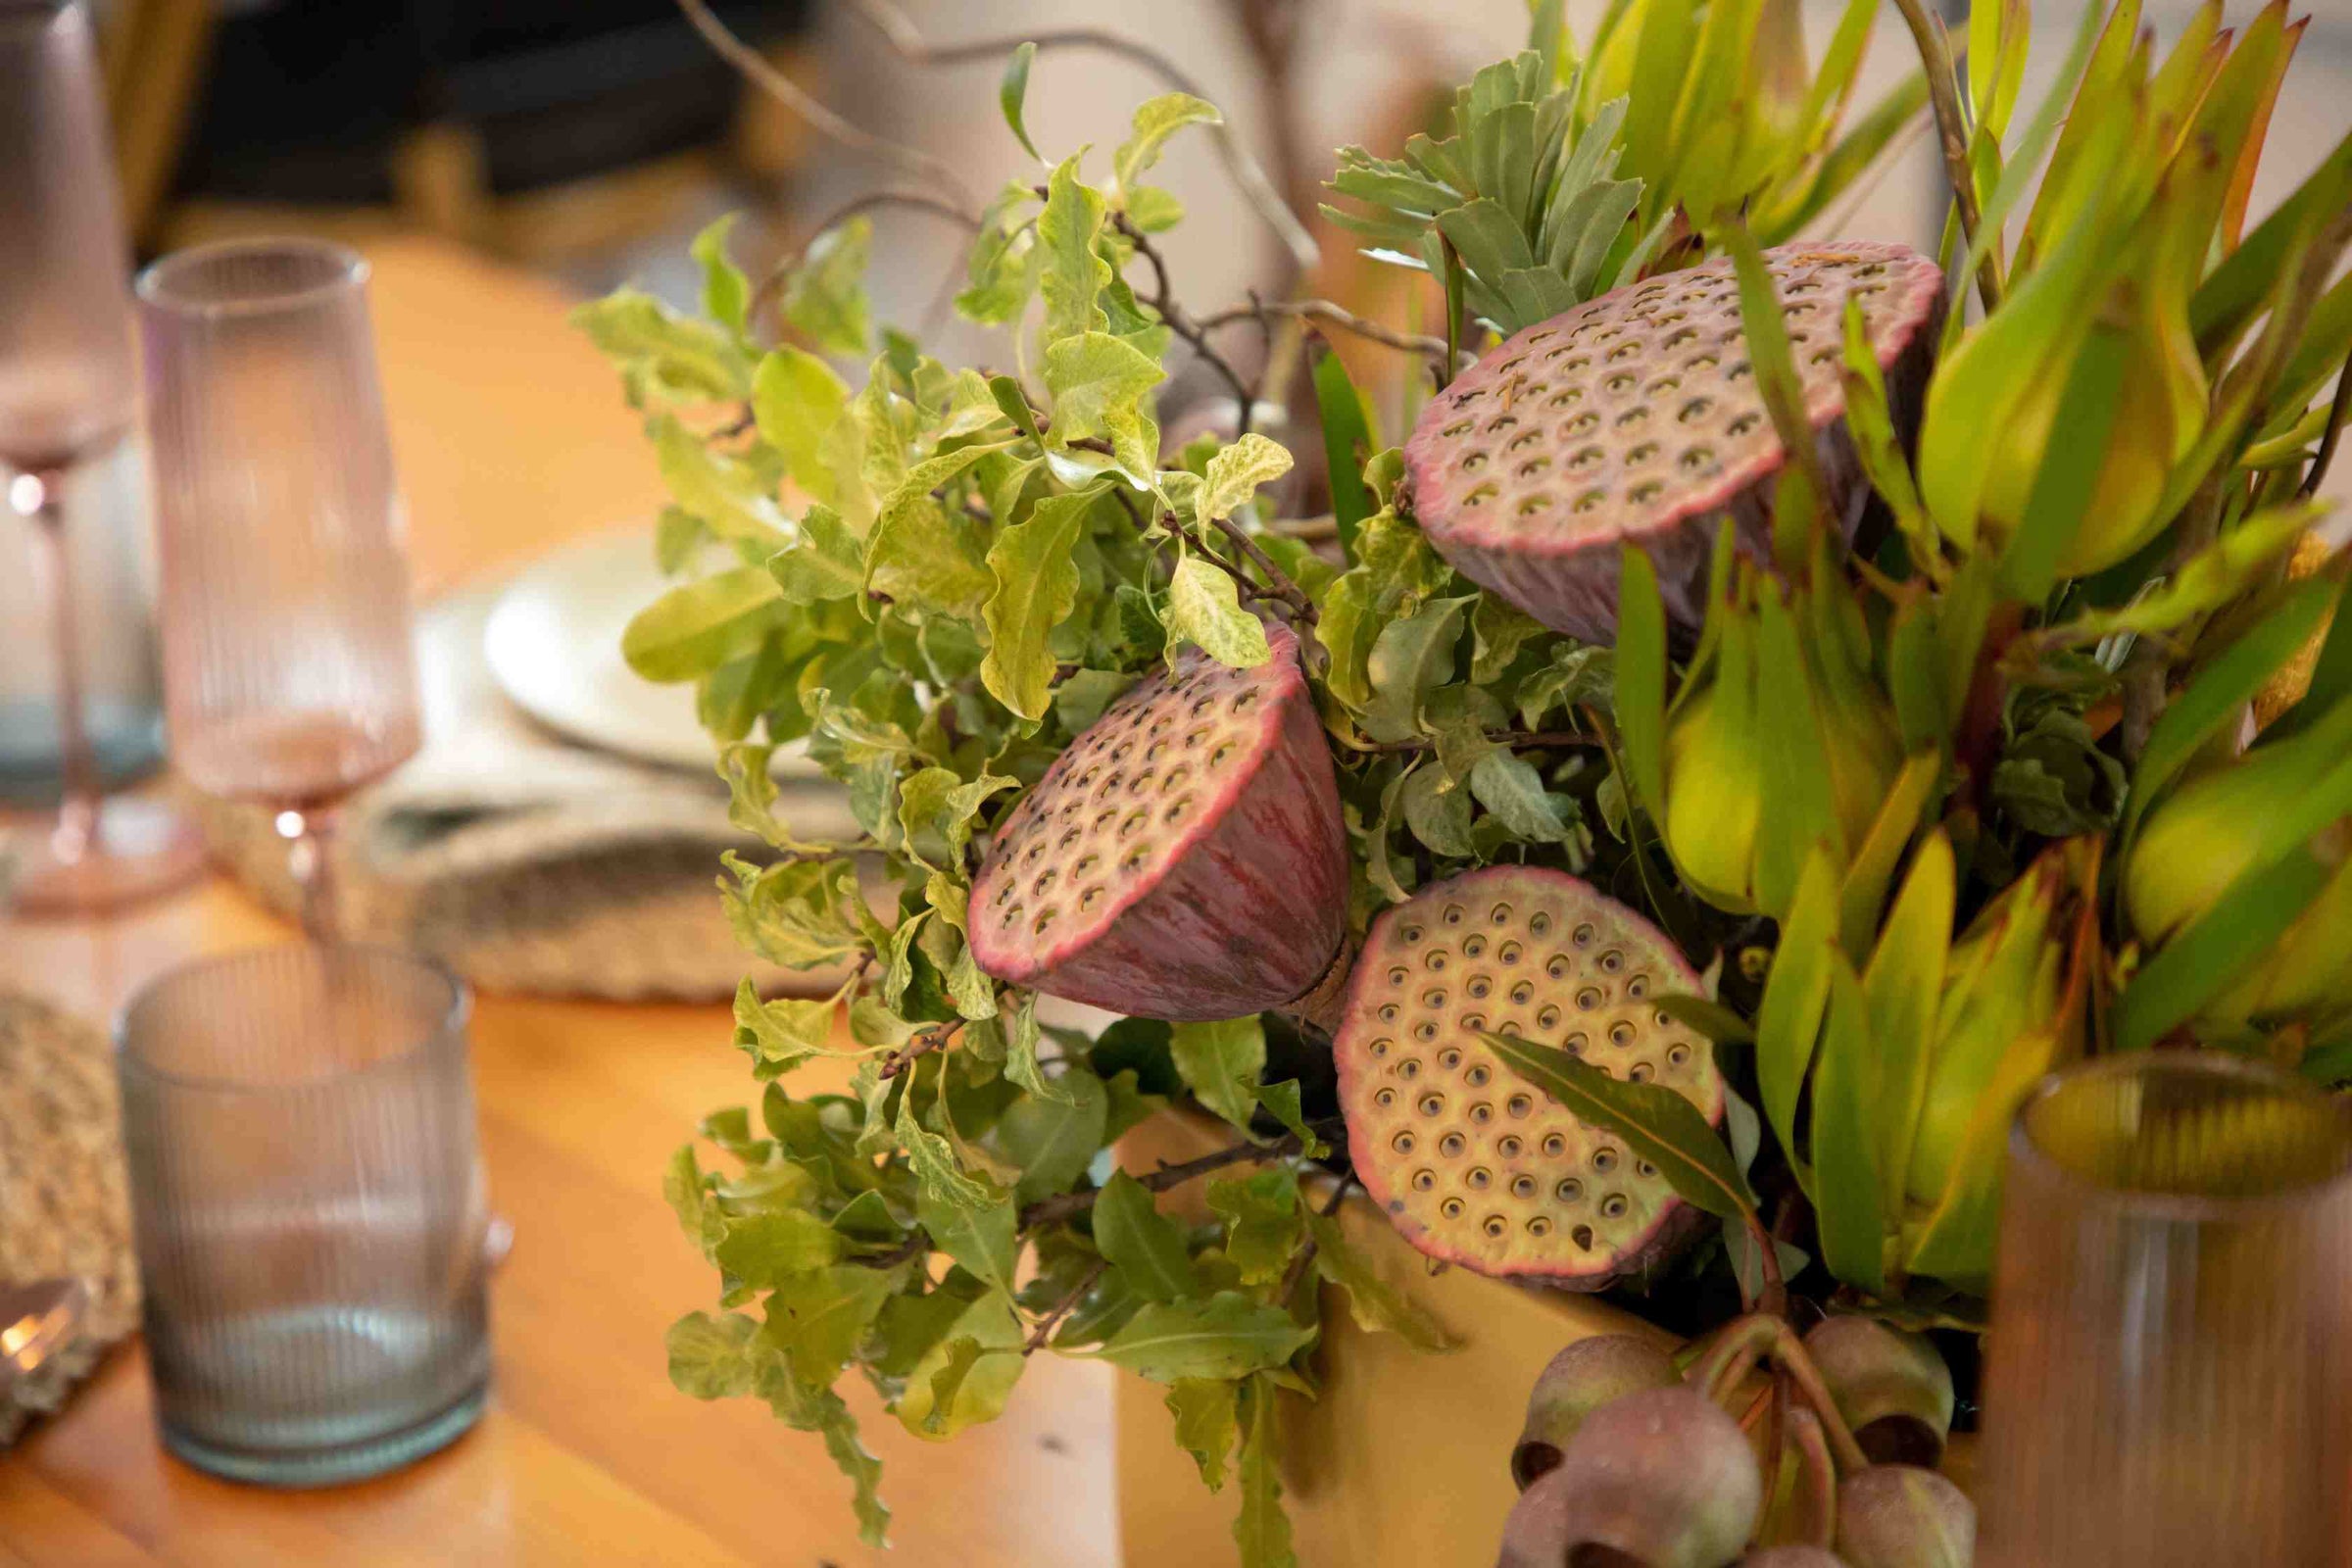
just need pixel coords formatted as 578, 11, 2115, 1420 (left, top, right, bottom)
200, 574, 860, 1003
0, 991, 138, 1446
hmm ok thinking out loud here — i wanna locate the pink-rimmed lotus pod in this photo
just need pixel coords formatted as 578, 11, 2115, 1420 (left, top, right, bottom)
1402, 242, 1944, 643
968, 622, 1348, 1020
1333, 865, 1725, 1285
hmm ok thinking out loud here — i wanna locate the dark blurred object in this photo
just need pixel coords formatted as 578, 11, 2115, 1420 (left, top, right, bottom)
102, 0, 812, 259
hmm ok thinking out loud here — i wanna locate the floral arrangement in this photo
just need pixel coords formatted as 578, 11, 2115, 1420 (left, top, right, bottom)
578, 0, 2351, 1560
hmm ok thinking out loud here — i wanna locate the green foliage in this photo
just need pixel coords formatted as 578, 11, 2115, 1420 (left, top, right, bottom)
588, 4, 2352, 1546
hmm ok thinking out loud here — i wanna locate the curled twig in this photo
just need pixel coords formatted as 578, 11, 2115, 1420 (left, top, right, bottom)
672, 0, 976, 214
1200, 297, 1466, 372
1887, 0, 2000, 314
1017, 1120, 1343, 1230
843, 0, 1316, 271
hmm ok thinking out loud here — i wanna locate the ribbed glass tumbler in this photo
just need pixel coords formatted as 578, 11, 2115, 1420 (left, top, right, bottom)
1977, 1053, 2352, 1566
117, 947, 491, 1486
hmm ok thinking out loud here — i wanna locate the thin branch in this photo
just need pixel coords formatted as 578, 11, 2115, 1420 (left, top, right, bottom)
1887, 0, 2000, 315
672, 0, 975, 214
842, 0, 1316, 272
1109, 212, 1257, 428
2299, 342, 2352, 500
1017, 1121, 1342, 1230
1200, 297, 1465, 371
747, 188, 982, 335
1348, 729, 1597, 755
1107, 468, 1318, 627
848, 1232, 929, 1269
1275, 1173, 1355, 1303
1024, 1258, 1108, 1354
879, 1018, 965, 1080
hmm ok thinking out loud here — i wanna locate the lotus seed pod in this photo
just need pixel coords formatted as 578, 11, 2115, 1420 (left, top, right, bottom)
1403, 242, 1943, 643
968, 622, 1348, 1020
1513, 1334, 1683, 1490
1495, 1386, 1763, 1568
1334, 865, 1725, 1284
1800, 1317, 1955, 1469
2124, 723, 2352, 1027
1740, 1550, 1850, 1567
1834, 1466, 1975, 1568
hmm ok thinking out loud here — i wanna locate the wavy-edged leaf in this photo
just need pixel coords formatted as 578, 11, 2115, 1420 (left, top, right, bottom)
1169, 1015, 1267, 1132
1234, 1374, 1298, 1568
1086, 1292, 1316, 1384
753, 346, 850, 506
1164, 554, 1272, 669
916, 1184, 1018, 1297
622, 566, 785, 682
1304, 1208, 1456, 1350
982, 486, 1102, 718
1093, 1169, 1200, 1303
999, 41, 1042, 159
1167, 1377, 1239, 1493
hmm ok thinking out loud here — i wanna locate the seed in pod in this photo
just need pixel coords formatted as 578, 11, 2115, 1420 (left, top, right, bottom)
1835, 1466, 1975, 1568
1401, 242, 1944, 643
967, 622, 1348, 1020
1513, 1334, 1683, 1490
1494, 1386, 1763, 1568
1333, 865, 1725, 1284
1801, 1316, 1956, 1469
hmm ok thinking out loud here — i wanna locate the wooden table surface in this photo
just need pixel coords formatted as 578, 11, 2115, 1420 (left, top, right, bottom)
0, 236, 1116, 1567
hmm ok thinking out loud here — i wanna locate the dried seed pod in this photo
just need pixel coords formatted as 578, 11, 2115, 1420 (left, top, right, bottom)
1801, 1317, 1956, 1469
1513, 1334, 1683, 1489
1402, 243, 1944, 642
1495, 1386, 1763, 1568
1333, 865, 1724, 1284
1835, 1466, 1976, 1568
967, 623, 1348, 1019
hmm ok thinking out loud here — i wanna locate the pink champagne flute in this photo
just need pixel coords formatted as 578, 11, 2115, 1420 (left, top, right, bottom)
138, 239, 423, 938
1, 0, 205, 912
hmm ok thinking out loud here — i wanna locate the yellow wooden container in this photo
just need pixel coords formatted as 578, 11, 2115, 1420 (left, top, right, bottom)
1112, 1110, 1675, 1568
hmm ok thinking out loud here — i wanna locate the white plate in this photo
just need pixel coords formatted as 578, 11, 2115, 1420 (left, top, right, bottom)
483, 528, 819, 775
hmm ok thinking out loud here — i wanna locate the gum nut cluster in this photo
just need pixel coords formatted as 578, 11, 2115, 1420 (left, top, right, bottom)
1497, 1386, 1763, 1568
967, 622, 1348, 1021
1401, 241, 1945, 643
1512, 1333, 1684, 1490
1802, 1317, 1956, 1469
1332, 865, 1725, 1284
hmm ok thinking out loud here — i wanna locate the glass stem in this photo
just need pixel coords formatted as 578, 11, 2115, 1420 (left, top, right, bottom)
282, 805, 342, 942
16, 469, 100, 866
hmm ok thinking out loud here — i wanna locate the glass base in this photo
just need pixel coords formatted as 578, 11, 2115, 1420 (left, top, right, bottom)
0, 695, 166, 805
161, 1380, 487, 1489
8, 796, 208, 916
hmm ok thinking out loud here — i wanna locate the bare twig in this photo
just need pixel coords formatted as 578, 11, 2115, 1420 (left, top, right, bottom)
1887, 0, 2000, 314
848, 1232, 930, 1269
1110, 212, 1257, 427
1024, 1258, 1108, 1354
672, 0, 975, 213
1275, 1173, 1355, 1303
879, 1019, 965, 1080
842, 0, 1316, 272
2299, 342, 2352, 500
1017, 1121, 1343, 1230
1106, 469, 1319, 627
1200, 297, 1465, 371
747, 188, 982, 335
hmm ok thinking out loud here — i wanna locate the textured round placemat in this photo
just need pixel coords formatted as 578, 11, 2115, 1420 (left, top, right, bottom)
0, 991, 138, 1447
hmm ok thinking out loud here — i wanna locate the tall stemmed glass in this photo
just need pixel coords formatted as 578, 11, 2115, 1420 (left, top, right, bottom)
138, 241, 423, 937
1, 0, 205, 911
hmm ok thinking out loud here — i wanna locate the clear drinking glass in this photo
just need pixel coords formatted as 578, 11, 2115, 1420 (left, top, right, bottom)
117, 945, 491, 1486
1977, 1053, 2352, 1566
0, 0, 203, 911
138, 238, 423, 936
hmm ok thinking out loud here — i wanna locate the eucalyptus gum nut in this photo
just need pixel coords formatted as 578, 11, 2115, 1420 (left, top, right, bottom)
1513, 1335, 1684, 1490
1402, 243, 1943, 643
1799, 1318, 1954, 1469
1740, 1551, 1850, 1567
1331, 865, 1726, 1285
966, 622, 1348, 1020
1834, 1466, 1975, 1568
1495, 1387, 1763, 1568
